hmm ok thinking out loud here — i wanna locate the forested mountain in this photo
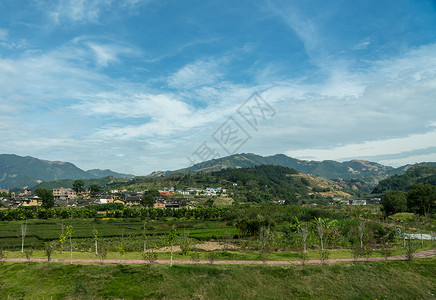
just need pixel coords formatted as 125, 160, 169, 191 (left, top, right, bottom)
0, 154, 133, 190
107, 164, 355, 203
175, 153, 403, 188
372, 165, 436, 194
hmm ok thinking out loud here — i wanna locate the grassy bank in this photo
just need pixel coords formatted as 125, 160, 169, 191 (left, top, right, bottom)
0, 258, 435, 299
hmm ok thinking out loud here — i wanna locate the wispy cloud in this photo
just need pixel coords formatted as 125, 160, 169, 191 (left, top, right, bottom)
0, 29, 8, 41
167, 59, 224, 89
49, 0, 111, 25
352, 40, 371, 50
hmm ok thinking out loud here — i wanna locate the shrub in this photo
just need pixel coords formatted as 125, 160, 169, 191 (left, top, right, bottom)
319, 250, 330, 263
206, 252, 217, 264
25, 249, 33, 261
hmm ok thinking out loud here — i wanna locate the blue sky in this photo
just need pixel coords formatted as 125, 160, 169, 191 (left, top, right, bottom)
1, 0, 436, 175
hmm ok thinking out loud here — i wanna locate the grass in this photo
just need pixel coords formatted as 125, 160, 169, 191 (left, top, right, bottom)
0, 258, 434, 299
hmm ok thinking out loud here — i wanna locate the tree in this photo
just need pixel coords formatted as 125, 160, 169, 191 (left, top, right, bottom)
315, 217, 325, 251
168, 226, 177, 267
141, 194, 155, 208
299, 223, 309, 254
143, 222, 147, 254
45, 242, 55, 262
20, 220, 28, 254
89, 184, 101, 196
59, 222, 66, 254
358, 221, 365, 249
381, 191, 407, 216
141, 190, 160, 208
66, 225, 74, 264
34, 188, 54, 208
73, 180, 85, 194
258, 226, 274, 262
407, 184, 436, 216
92, 227, 98, 255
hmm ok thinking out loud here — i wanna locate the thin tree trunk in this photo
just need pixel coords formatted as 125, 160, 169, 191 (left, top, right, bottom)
21, 221, 27, 254
95, 240, 98, 255
170, 242, 173, 267
70, 237, 73, 264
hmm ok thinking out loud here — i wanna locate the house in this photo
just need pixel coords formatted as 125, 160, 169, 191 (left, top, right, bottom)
53, 188, 77, 201
125, 195, 141, 206
349, 199, 367, 205
97, 194, 114, 204
159, 190, 175, 196
153, 202, 165, 209
17, 195, 42, 207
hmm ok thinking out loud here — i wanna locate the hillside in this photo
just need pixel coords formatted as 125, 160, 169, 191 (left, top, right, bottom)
174, 153, 404, 189
372, 164, 436, 194
32, 176, 132, 191
0, 154, 133, 190
108, 165, 354, 202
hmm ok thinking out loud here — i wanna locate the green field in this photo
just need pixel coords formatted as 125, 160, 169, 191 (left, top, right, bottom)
0, 259, 435, 299
0, 218, 237, 251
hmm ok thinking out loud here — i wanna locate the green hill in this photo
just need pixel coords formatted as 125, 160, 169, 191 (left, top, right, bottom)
372, 164, 436, 194
176, 153, 401, 189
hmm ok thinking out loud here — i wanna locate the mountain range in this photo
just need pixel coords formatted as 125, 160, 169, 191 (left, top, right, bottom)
1, 152, 435, 193
0, 154, 133, 190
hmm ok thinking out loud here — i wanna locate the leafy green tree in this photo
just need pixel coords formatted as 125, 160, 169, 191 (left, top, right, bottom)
141, 194, 155, 208
34, 188, 54, 208
407, 183, 436, 216
89, 184, 101, 196
141, 190, 160, 207
381, 191, 407, 216
73, 180, 85, 194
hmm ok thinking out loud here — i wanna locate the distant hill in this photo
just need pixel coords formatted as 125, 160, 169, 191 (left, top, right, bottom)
172, 153, 404, 189
372, 164, 436, 194
118, 164, 355, 202
0, 154, 133, 190
32, 176, 132, 190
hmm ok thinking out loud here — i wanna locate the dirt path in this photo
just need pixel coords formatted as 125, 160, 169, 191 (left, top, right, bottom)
2, 249, 435, 265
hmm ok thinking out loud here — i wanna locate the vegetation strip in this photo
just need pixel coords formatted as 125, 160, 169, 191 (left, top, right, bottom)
3, 249, 435, 265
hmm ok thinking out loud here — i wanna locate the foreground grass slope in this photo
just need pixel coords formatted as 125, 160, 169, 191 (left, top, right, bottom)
0, 259, 435, 299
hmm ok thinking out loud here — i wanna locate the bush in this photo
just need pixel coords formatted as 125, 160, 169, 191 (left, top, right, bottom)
190, 251, 200, 263
206, 252, 217, 264
45, 242, 55, 262
142, 249, 158, 263
25, 249, 33, 261
381, 246, 392, 260
319, 250, 330, 263
405, 238, 417, 261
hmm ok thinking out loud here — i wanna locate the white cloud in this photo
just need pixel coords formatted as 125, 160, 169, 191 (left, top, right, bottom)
286, 130, 436, 162
49, 0, 112, 25
0, 29, 8, 41
352, 40, 370, 50
167, 59, 223, 89
86, 42, 137, 66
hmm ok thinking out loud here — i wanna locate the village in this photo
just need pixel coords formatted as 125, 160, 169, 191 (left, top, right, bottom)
0, 186, 229, 209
